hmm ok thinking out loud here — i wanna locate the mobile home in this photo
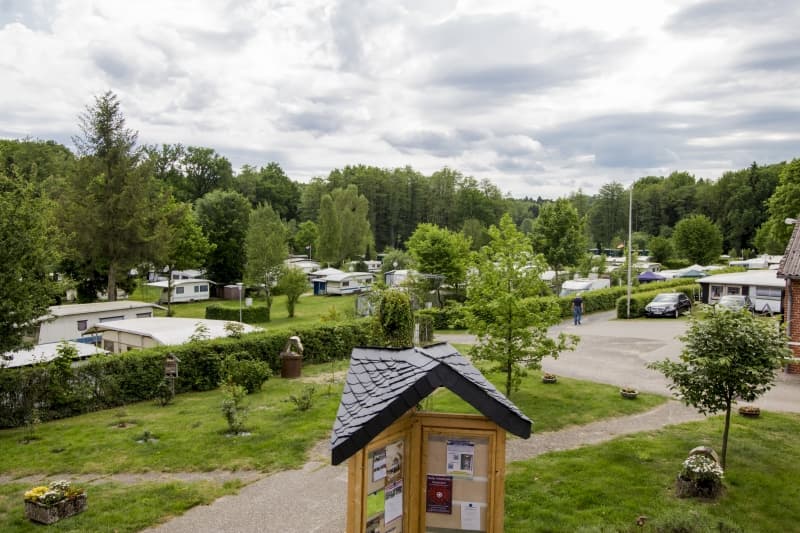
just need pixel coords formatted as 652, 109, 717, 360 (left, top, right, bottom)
146, 279, 213, 304
36, 301, 163, 344
697, 269, 784, 314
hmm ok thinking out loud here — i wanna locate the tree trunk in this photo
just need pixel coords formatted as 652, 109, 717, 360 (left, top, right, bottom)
721, 398, 732, 470
107, 263, 117, 302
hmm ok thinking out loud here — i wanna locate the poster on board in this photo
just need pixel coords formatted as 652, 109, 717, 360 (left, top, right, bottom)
385, 440, 404, 483
446, 439, 475, 477
384, 480, 403, 523
371, 448, 387, 482
426, 474, 453, 514
461, 502, 481, 530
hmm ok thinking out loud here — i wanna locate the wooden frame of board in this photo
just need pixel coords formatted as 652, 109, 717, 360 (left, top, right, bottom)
346, 410, 507, 533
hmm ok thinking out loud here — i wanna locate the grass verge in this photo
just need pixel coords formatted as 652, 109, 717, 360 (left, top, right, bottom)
505, 411, 800, 532
0, 480, 241, 533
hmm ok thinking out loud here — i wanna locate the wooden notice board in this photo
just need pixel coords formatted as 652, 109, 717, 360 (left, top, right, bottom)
346, 412, 506, 533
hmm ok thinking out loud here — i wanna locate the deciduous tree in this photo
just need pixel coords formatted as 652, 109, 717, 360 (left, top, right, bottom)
0, 175, 58, 354
196, 190, 251, 285
275, 267, 309, 318
531, 198, 585, 282
466, 214, 577, 397
672, 214, 723, 265
244, 204, 288, 321
406, 223, 471, 303
649, 309, 790, 468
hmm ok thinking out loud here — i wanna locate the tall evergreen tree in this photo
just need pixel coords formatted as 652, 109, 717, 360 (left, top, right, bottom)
64, 91, 171, 301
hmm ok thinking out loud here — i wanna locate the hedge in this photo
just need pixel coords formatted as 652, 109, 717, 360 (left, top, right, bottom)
615, 283, 702, 319
418, 278, 703, 329
0, 319, 372, 428
205, 303, 269, 323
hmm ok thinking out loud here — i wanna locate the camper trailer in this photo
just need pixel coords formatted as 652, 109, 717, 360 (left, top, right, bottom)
559, 278, 611, 297
146, 279, 212, 304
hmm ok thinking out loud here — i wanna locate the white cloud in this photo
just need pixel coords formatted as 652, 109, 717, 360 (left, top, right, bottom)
1, 0, 798, 197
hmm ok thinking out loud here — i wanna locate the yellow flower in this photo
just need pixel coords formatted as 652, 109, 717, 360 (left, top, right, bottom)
24, 486, 49, 502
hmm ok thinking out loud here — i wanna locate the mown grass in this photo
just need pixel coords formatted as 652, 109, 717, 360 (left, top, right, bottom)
0, 480, 241, 533
130, 285, 360, 330
0, 373, 344, 476
423, 369, 666, 433
505, 411, 800, 532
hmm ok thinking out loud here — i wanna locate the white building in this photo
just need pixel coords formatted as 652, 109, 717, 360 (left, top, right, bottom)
36, 301, 163, 344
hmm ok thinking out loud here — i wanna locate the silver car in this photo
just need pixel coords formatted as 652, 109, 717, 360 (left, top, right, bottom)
716, 295, 754, 313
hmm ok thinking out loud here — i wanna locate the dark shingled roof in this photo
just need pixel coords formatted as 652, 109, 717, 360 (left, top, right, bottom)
330, 343, 532, 465
778, 220, 800, 278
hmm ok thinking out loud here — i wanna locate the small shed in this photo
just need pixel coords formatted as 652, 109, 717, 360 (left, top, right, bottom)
332, 343, 531, 532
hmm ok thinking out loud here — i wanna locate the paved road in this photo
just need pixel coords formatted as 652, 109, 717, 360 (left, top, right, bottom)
147, 311, 800, 533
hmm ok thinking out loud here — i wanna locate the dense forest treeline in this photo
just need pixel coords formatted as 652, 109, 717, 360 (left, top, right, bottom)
2, 92, 800, 349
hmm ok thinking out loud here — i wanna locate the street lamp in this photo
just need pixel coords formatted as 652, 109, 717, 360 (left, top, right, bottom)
626, 180, 634, 319
236, 282, 243, 323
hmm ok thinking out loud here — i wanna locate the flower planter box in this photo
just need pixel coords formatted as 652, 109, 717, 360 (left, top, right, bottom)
541, 374, 558, 384
738, 406, 761, 418
620, 390, 639, 399
25, 494, 87, 524
786, 360, 800, 374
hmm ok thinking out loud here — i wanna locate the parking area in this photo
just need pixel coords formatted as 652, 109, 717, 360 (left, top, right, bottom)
543, 310, 800, 413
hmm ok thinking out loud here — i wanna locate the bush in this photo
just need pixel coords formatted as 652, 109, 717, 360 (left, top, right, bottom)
205, 303, 269, 323
221, 354, 271, 394
220, 382, 249, 434
0, 319, 372, 428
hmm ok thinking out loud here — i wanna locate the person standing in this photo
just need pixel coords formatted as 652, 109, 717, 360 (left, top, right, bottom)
572, 293, 584, 325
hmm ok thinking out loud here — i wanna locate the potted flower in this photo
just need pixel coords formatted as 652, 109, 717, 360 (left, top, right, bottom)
24, 480, 87, 524
738, 405, 761, 418
675, 454, 724, 499
786, 358, 800, 374
541, 372, 558, 384
620, 387, 639, 399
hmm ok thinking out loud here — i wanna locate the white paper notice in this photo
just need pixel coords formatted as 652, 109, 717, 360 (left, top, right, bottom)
446, 439, 475, 476
461, 502, 481, 530
384, 480, 403, 523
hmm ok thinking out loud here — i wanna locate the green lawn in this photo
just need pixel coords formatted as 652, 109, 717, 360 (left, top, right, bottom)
0, 358, 667, 532
505, 411, 800, 532
130, 285, 360, 330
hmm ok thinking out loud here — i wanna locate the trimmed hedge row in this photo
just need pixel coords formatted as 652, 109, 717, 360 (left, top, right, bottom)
0, 320, 372, 428
615, 284, 702, 319
418, 278, 703, 328
205, 303, 269, 323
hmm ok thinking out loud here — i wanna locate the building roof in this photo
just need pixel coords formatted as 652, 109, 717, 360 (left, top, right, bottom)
87, 317, 260, 346
324, 272, 374, 283
310, 267, 345, 278
146, 279, 213, 289
330, 343, 532, 465
2, 341, 108, 368
46, 301, 162, 318
697, 269, 784, 287
779, 221, 800, 278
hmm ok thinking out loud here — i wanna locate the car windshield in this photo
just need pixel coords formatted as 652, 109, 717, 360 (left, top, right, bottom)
652, 294, 678, 303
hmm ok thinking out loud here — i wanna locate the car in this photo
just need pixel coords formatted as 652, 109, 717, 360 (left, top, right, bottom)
716, 294, 754, 313
644, 292, 692, 318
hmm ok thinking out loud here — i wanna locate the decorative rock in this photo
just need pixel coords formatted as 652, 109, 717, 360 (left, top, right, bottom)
688, 446, 720, 464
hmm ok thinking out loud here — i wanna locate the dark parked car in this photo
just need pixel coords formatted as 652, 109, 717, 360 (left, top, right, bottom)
716, 294, 754, 313
645, 292, 692, 318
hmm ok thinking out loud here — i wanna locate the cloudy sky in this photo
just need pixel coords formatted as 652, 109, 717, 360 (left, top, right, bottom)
1, 0, 799, 198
